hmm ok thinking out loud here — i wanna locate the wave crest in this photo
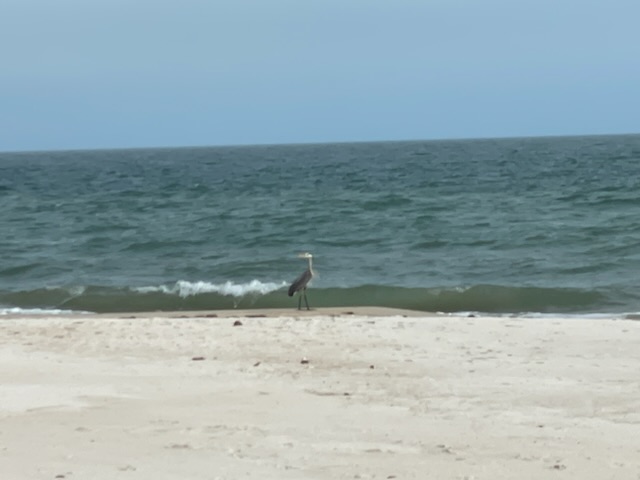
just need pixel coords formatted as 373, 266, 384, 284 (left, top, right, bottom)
135, 279, 288, 298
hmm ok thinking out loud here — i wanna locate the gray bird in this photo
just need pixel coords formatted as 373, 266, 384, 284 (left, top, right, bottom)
288, 252, 315, 310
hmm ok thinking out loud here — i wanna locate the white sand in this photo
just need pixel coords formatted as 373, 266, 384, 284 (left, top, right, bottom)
1, 308, 639, 479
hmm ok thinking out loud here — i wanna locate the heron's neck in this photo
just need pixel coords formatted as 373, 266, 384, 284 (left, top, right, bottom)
307, 257, 314, 275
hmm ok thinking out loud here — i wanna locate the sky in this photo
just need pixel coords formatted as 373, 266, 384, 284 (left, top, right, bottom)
2, 0, 639, 152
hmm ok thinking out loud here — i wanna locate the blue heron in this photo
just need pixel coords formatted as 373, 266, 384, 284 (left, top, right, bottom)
288, 252, 314, 310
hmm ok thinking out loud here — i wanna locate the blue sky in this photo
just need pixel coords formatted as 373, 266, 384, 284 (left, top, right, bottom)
2, 0, 639, 151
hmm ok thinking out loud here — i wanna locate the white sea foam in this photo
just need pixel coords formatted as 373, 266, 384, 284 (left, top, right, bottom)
450, 311, 630, 320
136, 279, 287, 298
0, 307, 89, 315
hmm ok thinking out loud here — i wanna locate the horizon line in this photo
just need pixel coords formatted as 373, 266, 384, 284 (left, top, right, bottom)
2, 131, 639, 155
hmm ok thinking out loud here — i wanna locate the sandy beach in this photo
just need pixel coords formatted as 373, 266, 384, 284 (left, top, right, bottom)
1, 308, 639, 479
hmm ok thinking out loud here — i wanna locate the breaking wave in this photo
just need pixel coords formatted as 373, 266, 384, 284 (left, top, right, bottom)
135, 280, 288, 298
0, 281, 633, 315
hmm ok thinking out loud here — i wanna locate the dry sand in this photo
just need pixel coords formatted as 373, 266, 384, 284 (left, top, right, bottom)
1, 307, 639, 479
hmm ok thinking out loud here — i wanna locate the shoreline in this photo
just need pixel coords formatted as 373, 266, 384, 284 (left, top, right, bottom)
1, 310, 639, 479
3, 305, 639, 321
0, 306, 432, 320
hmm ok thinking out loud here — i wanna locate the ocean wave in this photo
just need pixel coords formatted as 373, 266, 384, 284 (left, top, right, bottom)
0, 282, 627, 315
135, 279, 288, 298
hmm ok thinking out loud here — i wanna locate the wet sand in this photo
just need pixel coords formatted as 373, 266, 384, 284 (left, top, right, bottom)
1, 308, 639, 479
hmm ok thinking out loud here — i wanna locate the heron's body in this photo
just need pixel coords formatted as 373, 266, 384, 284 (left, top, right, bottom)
288, 253, 314, 310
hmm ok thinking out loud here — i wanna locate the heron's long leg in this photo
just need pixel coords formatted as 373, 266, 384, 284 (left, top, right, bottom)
297, 294, 302, 310
303, 289, 310, 310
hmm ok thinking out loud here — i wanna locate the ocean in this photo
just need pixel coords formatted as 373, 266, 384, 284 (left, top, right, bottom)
1, 134, 640, 316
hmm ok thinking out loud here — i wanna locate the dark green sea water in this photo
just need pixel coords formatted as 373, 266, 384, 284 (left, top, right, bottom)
2, 135, 640, 315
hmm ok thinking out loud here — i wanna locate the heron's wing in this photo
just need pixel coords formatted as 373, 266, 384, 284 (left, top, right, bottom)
288, 269, 312, 296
